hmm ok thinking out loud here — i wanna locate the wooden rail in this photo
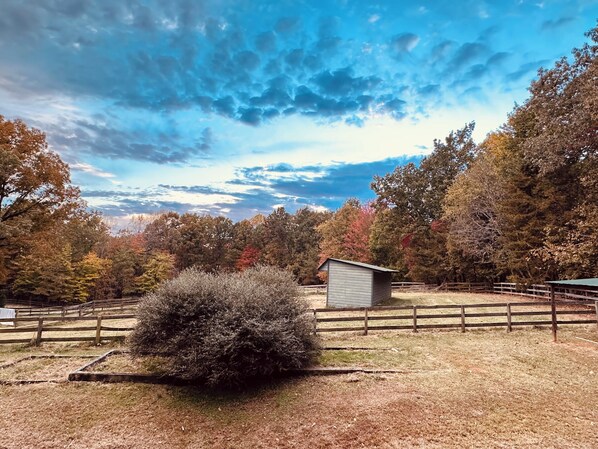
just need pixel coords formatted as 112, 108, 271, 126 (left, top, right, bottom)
0, 314, 136, 345
493, 283, 598, 302
312, 300, 598, 336
9, 298, 140, 320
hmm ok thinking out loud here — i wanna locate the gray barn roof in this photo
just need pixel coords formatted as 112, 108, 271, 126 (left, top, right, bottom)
317, 258, 399, 273
546, 278, 598, 288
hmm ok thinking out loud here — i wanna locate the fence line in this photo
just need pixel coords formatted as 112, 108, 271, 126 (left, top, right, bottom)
9, 298, 140, 319
313, 300, 598, 335
0, 314, 136, 345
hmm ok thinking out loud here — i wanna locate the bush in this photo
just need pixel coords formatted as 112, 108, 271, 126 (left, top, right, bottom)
129, 265, 319, 388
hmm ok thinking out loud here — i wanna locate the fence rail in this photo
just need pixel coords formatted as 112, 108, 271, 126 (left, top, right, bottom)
313, 300, 598, 336
0, 314, 136, 345
7, 298, 140, 319
493, 283, 598, 302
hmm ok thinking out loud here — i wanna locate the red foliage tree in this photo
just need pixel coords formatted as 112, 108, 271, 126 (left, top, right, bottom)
235, 245, 261, 271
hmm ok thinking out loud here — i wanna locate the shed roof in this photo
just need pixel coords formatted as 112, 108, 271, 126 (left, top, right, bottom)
546, 278, 598, 288
317, 258, 399, 273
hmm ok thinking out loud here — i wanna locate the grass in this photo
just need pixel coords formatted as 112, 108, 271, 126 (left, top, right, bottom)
0, 292, 596, 448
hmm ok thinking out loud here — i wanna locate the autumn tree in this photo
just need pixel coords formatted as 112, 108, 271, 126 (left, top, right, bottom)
0, 116, 79, 245
133, 252, 176, 295
371, 123, 477, 282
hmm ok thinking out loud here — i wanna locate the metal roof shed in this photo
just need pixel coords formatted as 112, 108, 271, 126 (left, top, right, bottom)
318, 258, 398, 308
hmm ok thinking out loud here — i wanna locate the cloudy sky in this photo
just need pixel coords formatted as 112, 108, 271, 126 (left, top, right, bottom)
1, 1, 596, 223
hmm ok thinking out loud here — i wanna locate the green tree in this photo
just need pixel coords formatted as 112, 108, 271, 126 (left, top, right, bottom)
73, 252, 112, 302
133, 252, 176, 295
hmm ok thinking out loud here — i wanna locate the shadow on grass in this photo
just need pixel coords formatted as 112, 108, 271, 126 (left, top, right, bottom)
165, 375, 304, 419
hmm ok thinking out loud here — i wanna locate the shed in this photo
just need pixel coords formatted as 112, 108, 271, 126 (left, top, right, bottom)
317, 258, 398, 308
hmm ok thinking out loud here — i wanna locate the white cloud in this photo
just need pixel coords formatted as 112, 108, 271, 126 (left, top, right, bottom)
70, 162, 117, 179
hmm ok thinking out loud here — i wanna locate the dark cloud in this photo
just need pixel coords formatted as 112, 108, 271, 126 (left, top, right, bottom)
448, 43, 488, 71
234, 50, 261, 71
311, 68, 381, 97
390, 33, 420, 55
238, 107, 263, 125
275, 16, 300, 34
486, 52, 511, 67
541, 17, 575, 31
255, 31, 277, 52
506, 60, 549, 82
48, 120, 212, 164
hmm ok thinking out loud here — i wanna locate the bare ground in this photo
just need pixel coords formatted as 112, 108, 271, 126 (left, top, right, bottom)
0, 325, 597, 448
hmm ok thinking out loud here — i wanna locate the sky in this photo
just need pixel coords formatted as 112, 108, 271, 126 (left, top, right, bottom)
0, 0, 596, 225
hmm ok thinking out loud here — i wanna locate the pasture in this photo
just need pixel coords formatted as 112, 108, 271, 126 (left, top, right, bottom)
0, 291, 597, 448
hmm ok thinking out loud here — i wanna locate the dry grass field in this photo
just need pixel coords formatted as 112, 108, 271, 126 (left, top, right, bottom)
0, 292, 597, 448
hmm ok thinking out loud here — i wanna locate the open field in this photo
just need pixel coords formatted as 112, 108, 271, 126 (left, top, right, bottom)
0, 323, 597, 448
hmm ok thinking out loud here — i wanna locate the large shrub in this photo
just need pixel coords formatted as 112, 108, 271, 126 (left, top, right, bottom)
129, 265, 319, 388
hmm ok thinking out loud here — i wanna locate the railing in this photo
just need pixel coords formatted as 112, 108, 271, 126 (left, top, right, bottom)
9, 298, 140, 319
438, 282, 491, 292
0, 314, 136, 345
493, 283, 598, 302
312, 300, 598, 335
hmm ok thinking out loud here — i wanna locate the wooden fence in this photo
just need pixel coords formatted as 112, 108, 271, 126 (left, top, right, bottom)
0, 314, 136, 345
313, 300, 598, 335
494, 283, 598, 302
8, 298, 140, 319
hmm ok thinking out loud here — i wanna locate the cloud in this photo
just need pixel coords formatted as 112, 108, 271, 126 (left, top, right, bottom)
48, 119, 212, 164
311, 68, 381, 97
390, 33, 420, 55
448, 43, 488, 71
275, 16, 300, 34
70, 162, 117, 179
541, 17, 575, 31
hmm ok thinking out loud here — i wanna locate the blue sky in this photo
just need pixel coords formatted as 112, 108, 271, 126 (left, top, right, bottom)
0, 1, 596, 224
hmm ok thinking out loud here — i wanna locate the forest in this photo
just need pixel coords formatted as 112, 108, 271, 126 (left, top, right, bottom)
0, 26, 596, 304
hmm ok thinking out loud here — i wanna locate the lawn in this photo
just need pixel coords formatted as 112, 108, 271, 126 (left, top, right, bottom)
1, 292, 596, 448
0, 319, 597, 448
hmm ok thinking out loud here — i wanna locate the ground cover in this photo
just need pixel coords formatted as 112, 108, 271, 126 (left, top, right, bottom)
0, 322, 596, 448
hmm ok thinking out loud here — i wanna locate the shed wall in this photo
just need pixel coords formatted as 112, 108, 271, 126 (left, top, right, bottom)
327, 262, 373, 307
371, 272, 392, 305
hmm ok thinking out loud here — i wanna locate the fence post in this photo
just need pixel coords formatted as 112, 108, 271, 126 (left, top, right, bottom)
61, 306, 65, 319
14, 309, 18, 328
313, 310, 317, 335
460, 305, 466, 332
364, 308, 368, 336
35, 318, 44, 346
412, 306, 418, 333
595, 301, 598, 329
506, 303, 512, 333
550, 285, 557, 342
95, 316, 102, 345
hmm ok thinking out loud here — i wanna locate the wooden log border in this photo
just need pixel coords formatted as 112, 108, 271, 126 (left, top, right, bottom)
67, 350, 418, 385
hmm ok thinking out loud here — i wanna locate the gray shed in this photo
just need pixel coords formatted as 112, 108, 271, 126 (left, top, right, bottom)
317, 258, 398, 308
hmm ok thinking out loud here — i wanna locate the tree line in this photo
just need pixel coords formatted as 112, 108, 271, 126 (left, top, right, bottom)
0, 25, 595, 304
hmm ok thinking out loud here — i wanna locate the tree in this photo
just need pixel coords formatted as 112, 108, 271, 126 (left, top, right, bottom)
288, 207, 330, 284
236, 245, 261, 271
133, 252, 176, 295
0, 116, 79, 246
175, 214, 235, 272
73, 252, 112, 302
12, 241, 76, 303
317, 198, 362, 261
262, 208, 293, 268
371, 123, 478, 282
